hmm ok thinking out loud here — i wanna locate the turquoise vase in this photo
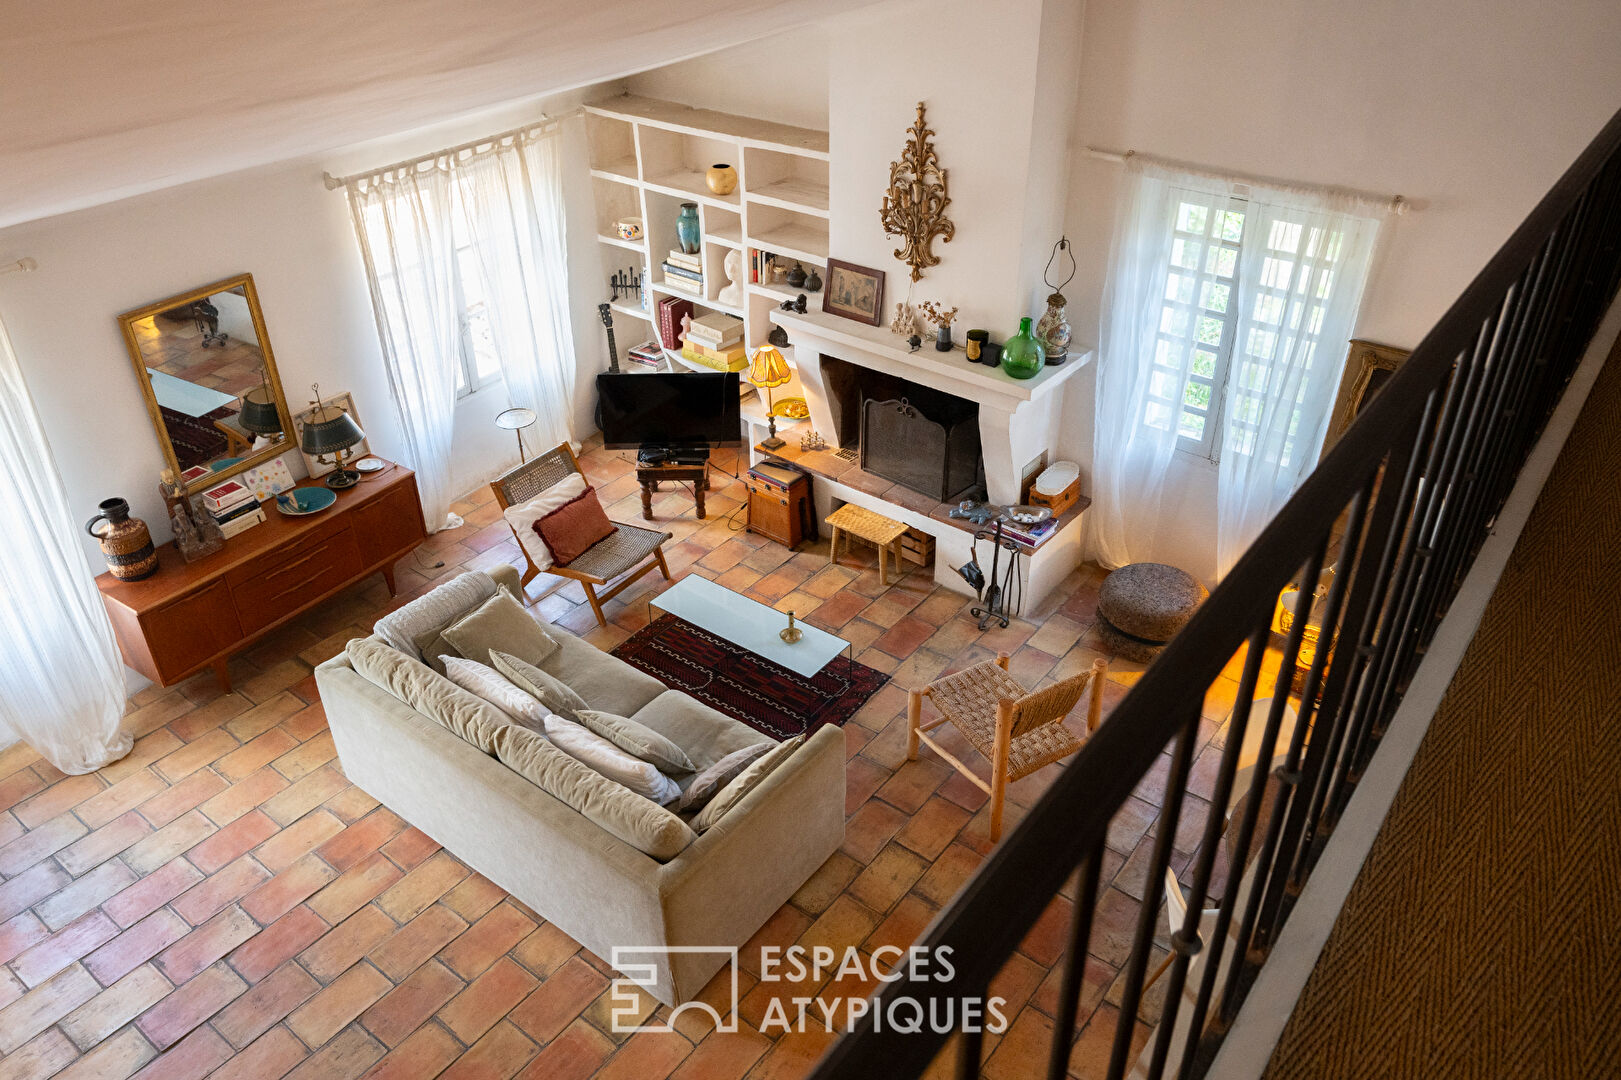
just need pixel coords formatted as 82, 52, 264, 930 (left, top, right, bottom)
1000, 317, 1045, 379
676, 203, 700, 255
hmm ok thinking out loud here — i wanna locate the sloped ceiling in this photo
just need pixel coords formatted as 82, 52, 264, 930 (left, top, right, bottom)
0, 0, 872, 229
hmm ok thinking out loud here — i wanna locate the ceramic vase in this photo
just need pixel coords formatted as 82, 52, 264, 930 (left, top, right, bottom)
786, 262, 806, 288
935, 325, 952, 351
1000, 317, 1045, 380
676, 203, 700, 254
86, 497, 158, 580
804, 266, 822, 292
1036, 291, 1072, 363
705, 164, 737, 196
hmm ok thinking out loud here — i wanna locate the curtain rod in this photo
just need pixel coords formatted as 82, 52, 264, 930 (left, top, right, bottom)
1085, 146, 1409, 215
323, 114, 566, 191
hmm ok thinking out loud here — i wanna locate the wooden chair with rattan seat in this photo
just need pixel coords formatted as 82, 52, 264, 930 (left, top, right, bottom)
907, 652, 1109, 841
489, 443, 673, 628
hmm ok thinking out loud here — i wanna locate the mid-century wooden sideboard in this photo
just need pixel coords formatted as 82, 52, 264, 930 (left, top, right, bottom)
96, 462, 427, 691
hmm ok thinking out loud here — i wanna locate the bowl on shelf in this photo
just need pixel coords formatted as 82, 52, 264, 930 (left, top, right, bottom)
615, 218, 643, 241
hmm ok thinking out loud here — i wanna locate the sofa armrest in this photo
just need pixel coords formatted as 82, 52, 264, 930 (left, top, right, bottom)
655, 724, 847, 1001
490, 563, 522, 597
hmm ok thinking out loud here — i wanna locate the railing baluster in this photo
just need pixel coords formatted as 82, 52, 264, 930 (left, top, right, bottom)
1106, 704, 1203, 1080
1047, 844, 1106, 1080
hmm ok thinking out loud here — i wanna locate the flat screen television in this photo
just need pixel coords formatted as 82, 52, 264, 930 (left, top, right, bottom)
596, 372, 743, 450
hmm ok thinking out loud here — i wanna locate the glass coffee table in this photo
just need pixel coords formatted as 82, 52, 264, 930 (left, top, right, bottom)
649, 574, 850, 678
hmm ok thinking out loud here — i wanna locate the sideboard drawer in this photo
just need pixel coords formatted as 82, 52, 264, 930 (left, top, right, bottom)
232, 528, 364, 634
141, 580, 243, 683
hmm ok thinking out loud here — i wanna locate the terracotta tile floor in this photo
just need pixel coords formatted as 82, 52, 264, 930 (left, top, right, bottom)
0, 437, 1254, 1080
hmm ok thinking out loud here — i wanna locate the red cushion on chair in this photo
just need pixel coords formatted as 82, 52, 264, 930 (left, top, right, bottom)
534, 486, 617, 566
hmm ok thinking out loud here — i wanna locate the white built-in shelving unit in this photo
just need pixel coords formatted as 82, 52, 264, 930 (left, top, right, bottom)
584, 94, 829, 417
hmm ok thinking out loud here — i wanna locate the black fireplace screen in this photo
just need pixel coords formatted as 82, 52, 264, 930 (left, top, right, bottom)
860, 395, 982, 502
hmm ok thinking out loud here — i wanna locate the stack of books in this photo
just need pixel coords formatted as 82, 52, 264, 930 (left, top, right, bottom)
661, 249, 704, 295
682, 313, 747, 372
626, 340, 664, 369
749, 249, 779, 285
655, 295, 694, 350
200, 478, 266, 539
999, 515, 1060, 552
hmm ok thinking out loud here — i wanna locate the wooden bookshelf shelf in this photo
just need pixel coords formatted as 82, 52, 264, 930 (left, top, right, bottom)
585, 93, 833, 364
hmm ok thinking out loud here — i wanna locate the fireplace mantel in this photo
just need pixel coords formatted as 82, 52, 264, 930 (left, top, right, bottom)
770, 307, 1092, 506
769, 308, 1090, 410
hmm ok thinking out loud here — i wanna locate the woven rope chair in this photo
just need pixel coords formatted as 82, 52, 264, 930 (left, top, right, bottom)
490, 443, 672, 627
907, 652, 1108, 841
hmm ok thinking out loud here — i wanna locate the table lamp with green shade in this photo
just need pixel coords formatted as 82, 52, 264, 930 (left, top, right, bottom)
301, 385, 366, 489
748, 345, 792, 450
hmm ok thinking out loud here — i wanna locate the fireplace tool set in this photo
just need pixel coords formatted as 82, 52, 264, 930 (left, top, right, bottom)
955, 513, 1024, 630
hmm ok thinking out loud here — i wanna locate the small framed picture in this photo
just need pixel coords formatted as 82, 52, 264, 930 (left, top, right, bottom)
822, 259, 886, 326
292, 390, 370, 478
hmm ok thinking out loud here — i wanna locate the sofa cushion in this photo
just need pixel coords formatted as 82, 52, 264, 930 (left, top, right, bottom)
629, 690, 772, 771
692, 735, 807, 833
373, 571, 497, 664
441, 657, 549, 732
576, 710, 695, 775
543, 715, 681, 805
536, 485, 617, 566
347, 637, 510, 752
539, 630, 666, 717
502, 473, 587, 572
443, 590, 561, 670
491, 651, 587, 719
675, 741, 773, 814
492, 724, 694, 861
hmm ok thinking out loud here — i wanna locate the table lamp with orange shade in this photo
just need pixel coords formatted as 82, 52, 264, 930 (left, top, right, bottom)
748, 345, 792, 450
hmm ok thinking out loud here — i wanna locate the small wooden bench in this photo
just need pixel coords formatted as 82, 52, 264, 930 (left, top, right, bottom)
825, 503, 909, 586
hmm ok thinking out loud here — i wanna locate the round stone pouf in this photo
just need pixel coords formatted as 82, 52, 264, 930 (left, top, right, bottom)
1096, 563, 1208, 663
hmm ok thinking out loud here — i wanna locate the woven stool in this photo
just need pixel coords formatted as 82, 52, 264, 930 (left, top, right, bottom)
1097, 563, 1208, 662
825, 503, 909, 585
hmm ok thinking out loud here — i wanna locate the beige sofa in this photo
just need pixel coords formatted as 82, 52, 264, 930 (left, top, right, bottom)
314, 567, 845, 1005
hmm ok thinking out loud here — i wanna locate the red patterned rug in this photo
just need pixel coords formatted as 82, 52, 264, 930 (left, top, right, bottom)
611, 614, 889, 740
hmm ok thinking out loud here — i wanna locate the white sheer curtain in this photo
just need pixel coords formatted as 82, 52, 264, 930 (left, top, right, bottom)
1088, 160, 1241, 567
347, 165, 465, 533
1089, 157, 1385, 577
456, 130, 575, 449
0, 315, 131, 773
346, 124, 576, 532
1215, 188, 1383, 576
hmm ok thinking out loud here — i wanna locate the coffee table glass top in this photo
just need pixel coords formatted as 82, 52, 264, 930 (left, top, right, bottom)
650, 574, 849, 679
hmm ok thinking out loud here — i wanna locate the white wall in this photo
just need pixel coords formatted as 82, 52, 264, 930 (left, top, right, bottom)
625, 26, 830, 132
0, 87, 613, 572
1057, 0, 1621, 583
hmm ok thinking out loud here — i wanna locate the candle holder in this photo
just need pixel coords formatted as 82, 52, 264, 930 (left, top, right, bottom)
780, 611, 804, 643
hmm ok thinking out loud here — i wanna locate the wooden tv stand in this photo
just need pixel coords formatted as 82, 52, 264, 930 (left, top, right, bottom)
96, 462, 427, 692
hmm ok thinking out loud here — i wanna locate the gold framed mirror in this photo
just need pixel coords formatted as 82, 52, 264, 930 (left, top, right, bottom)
118, 273, 293, 494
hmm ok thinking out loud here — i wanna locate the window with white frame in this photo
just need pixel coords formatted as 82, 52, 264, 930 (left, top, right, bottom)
1147, 193, 1352, 468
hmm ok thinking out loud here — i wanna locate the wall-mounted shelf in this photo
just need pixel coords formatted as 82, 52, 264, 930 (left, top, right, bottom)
585, 93, 831, 368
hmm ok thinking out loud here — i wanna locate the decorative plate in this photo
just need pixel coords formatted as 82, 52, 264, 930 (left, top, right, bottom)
773, 397, 810, 420
354, 457, 386, 473
275, 487, 337, 516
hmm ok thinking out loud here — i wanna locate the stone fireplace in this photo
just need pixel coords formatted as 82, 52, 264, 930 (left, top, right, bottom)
758, 306, 1093, 610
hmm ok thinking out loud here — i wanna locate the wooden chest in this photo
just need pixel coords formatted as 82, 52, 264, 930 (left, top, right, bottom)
898, 527, 936, 567
745, 464, 812, 549
97, 463, 427, 691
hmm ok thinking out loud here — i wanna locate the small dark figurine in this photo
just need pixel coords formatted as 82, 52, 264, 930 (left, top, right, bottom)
804, 266, 822, 292
768, 325, 790, 348
786, 261, 807, 288
908, 333, 923, 352
793, 293, 808, 314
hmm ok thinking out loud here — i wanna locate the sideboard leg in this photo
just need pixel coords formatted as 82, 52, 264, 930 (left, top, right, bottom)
212, 658, 231, 693
383, 564, 398, 597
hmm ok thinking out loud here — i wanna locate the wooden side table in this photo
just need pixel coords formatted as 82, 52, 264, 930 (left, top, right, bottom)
636, 460, 709, 520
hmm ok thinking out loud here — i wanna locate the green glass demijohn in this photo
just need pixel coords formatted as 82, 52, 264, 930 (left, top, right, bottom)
1000, 317, 1045, 379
